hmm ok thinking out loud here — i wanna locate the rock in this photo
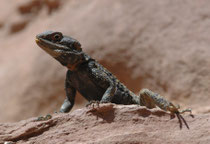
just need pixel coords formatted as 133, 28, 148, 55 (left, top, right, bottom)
0, 104, 209, 144
17, 0, 61, 15
9, 19, 29, 34
1, 0, 210, 123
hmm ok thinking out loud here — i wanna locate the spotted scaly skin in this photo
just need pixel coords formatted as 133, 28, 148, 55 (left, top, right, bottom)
35, 31, 191, 116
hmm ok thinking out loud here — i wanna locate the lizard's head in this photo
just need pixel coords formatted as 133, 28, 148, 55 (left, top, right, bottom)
36, 31, 88, 70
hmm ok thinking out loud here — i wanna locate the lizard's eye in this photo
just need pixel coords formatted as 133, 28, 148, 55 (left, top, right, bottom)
52, 33, 62, 42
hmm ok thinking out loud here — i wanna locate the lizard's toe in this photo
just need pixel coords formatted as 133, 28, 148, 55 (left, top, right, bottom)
86, 100, 100, 108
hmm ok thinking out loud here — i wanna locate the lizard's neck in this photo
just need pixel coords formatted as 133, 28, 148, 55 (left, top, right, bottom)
66, 53, 92, 71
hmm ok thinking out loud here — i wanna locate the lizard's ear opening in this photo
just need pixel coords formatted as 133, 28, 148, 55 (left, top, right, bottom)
74, 41, 82, 52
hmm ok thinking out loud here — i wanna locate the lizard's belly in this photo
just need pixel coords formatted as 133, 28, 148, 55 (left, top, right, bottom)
69, 71, 106, 101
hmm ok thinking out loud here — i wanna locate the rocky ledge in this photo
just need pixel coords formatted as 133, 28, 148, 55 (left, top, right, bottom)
0, 103, 209, 144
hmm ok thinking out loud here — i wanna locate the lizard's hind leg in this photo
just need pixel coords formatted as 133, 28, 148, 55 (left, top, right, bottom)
139, 89, 191, 115
139, 89, 156, 109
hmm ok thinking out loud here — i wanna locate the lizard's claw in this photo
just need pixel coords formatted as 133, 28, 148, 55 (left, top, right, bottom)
86, 100, 100, 109
36, 114, 52, 121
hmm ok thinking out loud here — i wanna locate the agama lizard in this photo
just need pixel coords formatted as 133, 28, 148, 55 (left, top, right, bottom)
35, 31, 191, 117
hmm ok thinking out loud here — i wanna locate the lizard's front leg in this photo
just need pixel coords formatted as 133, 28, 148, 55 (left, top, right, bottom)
139, 89, 191, 115
100, 78, 116, 103
86, 77, 116, 109
89, 61, 116, 103
60, 71, 76, 113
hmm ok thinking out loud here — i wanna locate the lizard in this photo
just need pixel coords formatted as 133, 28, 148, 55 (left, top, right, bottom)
35, 31, 192, 118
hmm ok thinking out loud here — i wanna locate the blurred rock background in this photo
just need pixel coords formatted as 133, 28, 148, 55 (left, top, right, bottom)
1, 0, 210, 122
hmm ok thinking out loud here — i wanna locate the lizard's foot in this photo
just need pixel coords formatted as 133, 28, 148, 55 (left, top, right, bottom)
158, 100, 193, 129
36, 114, 52, 121
86, 100, 100, 109
60, 99, 72, 113
163, 102, 192, 116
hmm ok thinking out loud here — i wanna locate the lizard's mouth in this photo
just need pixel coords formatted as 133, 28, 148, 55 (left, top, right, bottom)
36, 36, 82, 59
35, 37, 69, 58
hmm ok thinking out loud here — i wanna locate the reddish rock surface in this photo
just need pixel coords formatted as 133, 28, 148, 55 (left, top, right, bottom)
1, 0, 210, 143
0, 104, 209, 144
